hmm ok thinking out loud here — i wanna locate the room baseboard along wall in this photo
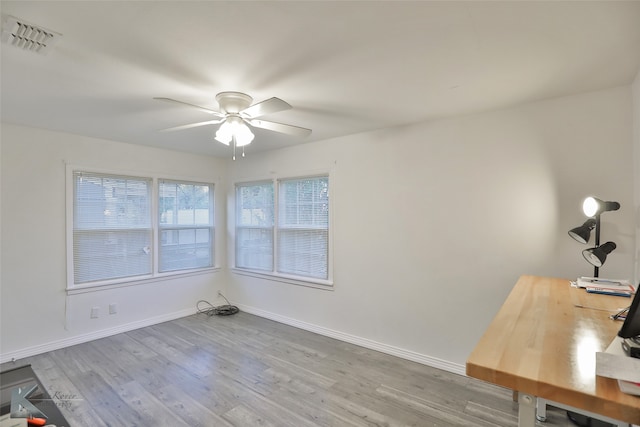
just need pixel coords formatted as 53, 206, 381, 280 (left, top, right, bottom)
237, 303, 466, 376
0, 307, 197, 365
1, 304, 466, 377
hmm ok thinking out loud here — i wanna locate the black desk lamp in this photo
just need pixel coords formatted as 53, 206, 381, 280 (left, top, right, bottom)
568, 196, 620, 277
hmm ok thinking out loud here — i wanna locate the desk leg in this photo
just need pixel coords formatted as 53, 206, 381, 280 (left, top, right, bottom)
518, 393, 537, 427
536, 398, 547, 422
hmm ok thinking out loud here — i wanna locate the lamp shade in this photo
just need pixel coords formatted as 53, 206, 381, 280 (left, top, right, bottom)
215, 121, 233, 145
214, 117, 255, 147
582, 197, 620, 217
568, 219, 596, 244
582, 241, 617, 267
233, 122, 255, 146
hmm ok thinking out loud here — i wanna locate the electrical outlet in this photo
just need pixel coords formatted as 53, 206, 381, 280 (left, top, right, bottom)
90, 307, 100, 318
109, 303, 118, 314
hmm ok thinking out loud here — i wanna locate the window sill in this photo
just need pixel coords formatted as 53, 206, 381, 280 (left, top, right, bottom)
231, 268, 333, 290
66, 267, 221, 295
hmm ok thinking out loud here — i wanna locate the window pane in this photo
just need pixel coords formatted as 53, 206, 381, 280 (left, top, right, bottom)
236, 183, 274, 226
74, 230, 152, 284
277, 176, 329, 279
277, 229, 328, 279
159, 180, 214, 273
159, 181, 212, 226
159, 228, 213, 272
75, 174, 150, 229
236, 227, 273, 271
279, 177, 329, 228
235, 182, 274, 270
73, 172, 152, 284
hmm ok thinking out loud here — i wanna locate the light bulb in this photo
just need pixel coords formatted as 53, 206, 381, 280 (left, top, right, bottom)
582, 197, 598, 217
215, 117, 254, 148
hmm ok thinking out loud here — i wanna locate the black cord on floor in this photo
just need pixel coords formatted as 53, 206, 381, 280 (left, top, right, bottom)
197, 293, 239, 317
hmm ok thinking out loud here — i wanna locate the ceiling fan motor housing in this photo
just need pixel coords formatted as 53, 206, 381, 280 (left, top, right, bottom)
216, 92, 253, 114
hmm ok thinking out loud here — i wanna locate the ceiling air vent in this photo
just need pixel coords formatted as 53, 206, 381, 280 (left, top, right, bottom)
1, 15, 61, 54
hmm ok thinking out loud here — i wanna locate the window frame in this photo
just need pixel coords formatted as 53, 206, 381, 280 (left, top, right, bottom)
158, 179, 215, 274
71, 171, 154, 285
232, 173, 333, 289
66, 165, 218, 293
234, 180, 275, 273
277, 176, 330, 280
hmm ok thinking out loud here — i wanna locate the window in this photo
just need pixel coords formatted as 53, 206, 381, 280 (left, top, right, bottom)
235, 182, 274, 271
69, 170, 215, 288
159, 180, 214, 273
278, 177, 329, 279
235, 175, 330, 284
73, 172, 152, 284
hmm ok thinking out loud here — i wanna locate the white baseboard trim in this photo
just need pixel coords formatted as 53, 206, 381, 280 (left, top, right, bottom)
236, 303, 466, 377
2, 303, 467, 378
0, 307, 197, 365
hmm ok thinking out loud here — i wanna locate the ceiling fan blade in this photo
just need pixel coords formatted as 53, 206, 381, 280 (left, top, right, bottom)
247, 119, 312, 137
160, 119, 224, 132
154, 97, 225, 117
241, 97, 292, 118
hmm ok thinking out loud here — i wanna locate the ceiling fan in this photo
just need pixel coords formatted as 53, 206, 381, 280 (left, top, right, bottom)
154, 91, 311, 158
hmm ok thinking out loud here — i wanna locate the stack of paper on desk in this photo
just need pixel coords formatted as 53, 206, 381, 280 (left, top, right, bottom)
576, 277, 636, 297
576, 277, 635, 290
596, 336, 640, 396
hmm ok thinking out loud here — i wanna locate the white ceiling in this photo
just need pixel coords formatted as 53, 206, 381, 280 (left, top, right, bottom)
1, 1, 640, 158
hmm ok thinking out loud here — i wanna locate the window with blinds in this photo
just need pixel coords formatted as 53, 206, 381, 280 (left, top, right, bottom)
73, 172, 152, 284
70, 170, 216, 288
159, 180, 214, 272
235, 175, 330, 283
235, 182, 274, 271
278, 177, 329, 279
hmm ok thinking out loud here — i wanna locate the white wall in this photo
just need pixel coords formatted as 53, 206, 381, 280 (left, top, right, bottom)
1, 85, 635, 371
633, 69, 640, 285
0, 124, 227, 361
226, 86, 636, 372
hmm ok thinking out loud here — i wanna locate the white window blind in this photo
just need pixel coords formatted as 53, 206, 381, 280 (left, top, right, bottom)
235, 182, 274, 271
73, 172, 152, 284
158, 180, 214, 272
234, 176, 330, 283
278, 177, 329, 279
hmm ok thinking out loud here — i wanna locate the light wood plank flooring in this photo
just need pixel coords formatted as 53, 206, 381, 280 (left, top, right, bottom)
2, 311, 578, 426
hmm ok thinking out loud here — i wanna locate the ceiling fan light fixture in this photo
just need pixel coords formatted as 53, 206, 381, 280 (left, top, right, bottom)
214, 116, 254, 147
214, 121, 233, 145
234, 123, 254, 147
157, 91, 310, 158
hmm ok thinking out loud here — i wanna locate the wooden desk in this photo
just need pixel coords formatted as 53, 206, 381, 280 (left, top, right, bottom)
466, 275, 640, 426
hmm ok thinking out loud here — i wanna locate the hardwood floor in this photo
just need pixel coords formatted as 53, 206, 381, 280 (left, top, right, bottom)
3, 311, 577, 426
